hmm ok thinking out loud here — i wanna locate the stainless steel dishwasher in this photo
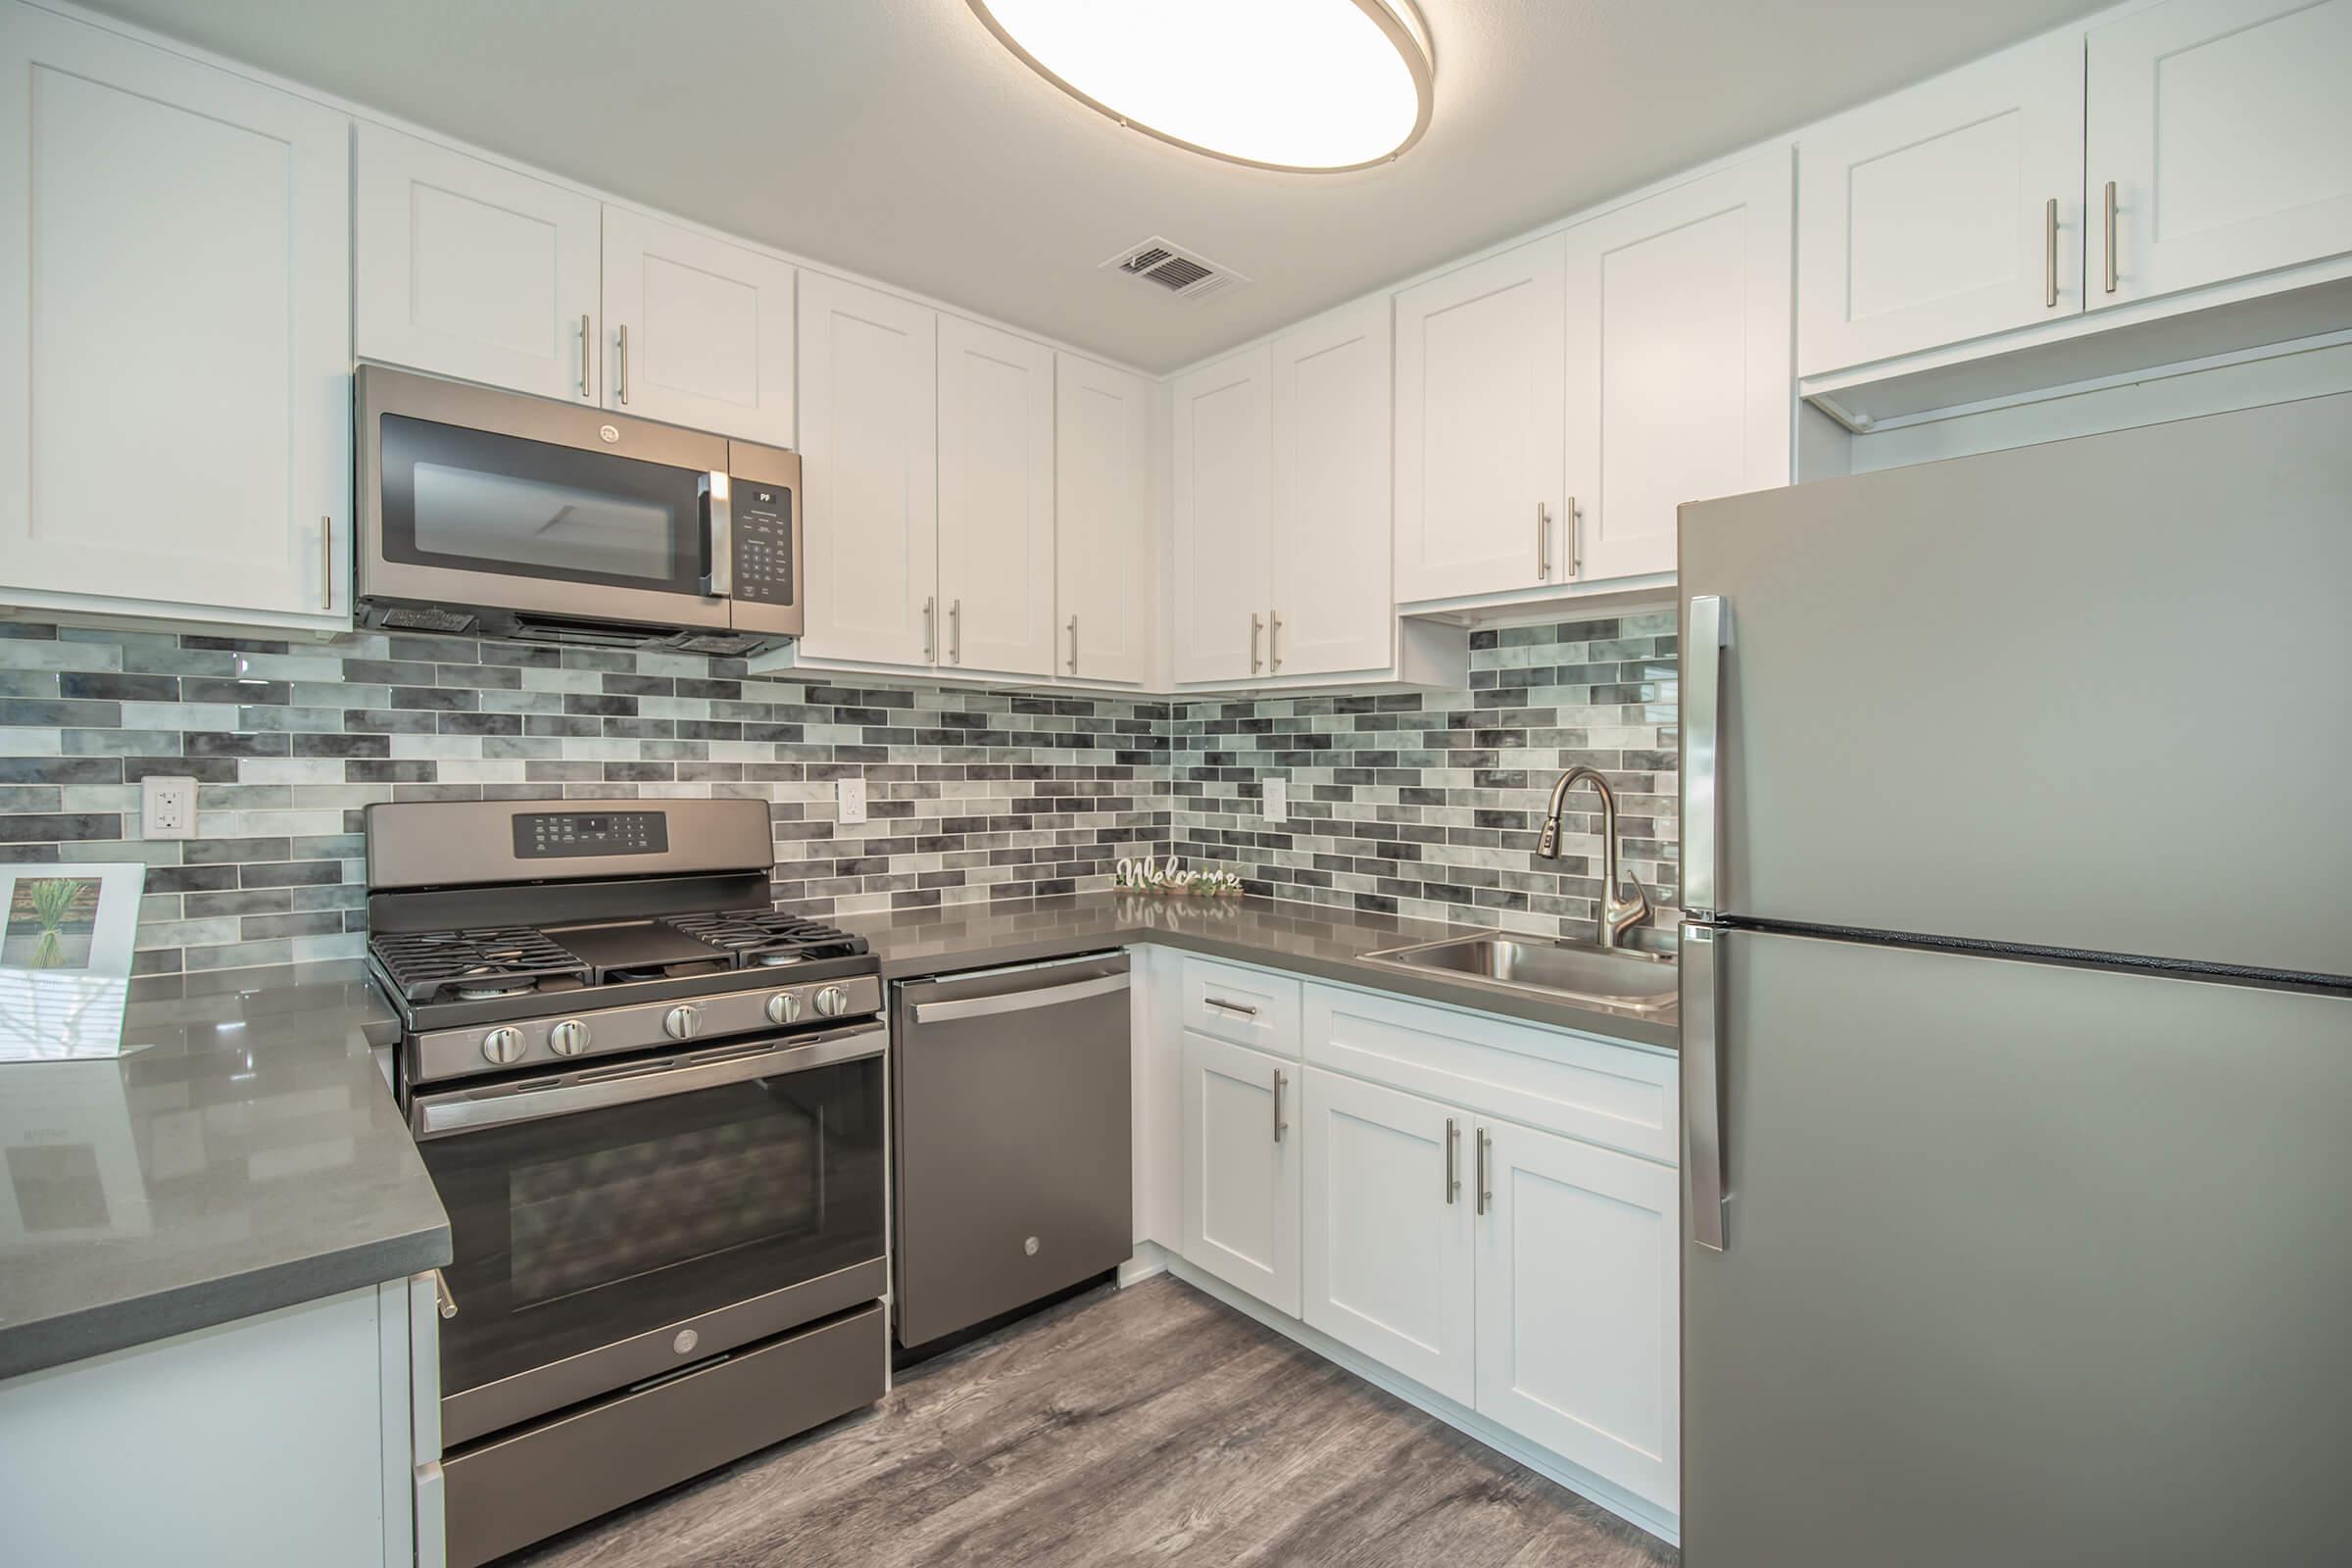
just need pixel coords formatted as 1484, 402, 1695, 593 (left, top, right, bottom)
891, 953, 1132, 1349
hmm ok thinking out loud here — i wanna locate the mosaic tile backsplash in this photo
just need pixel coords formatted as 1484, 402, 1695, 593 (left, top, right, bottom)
0, 612, 1678, 977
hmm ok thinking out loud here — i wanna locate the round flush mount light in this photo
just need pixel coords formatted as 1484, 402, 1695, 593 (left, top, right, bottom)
968, 0, 1434, 174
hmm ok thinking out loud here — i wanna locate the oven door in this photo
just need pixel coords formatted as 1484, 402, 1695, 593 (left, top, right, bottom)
411, 1022, 886, 1448
358, 365, 732, 632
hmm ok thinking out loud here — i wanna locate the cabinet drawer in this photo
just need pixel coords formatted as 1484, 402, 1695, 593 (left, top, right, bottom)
1180, 956, 1302, 1055
1303, 984, 1677, 1165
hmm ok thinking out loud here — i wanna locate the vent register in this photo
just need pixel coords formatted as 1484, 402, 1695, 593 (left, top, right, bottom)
1102, 235, 1248, 301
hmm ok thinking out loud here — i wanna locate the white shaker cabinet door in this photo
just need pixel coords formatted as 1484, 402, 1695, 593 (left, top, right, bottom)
936, 315, 1055, 678
2088, 0, 2352, 306
796, 272, 939, 666
1797, 30, 2086, 374
1474, 1118, 1680, 1514
1178, 1031, 1300, 1315
355, 122, 601, 402
1394, 235, 1565, 603
1269, 297, 1394, 678
1562, 152, 1792, 585
1299, 1068, 1477, 1406
1169, 345, 1273, 684
601, 207, 796, 445
0, 7, 351, 627
1054, 354, 1152, 685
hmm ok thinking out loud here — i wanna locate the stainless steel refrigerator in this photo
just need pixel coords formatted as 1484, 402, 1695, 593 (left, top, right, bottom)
1675, 389, 2352, 1565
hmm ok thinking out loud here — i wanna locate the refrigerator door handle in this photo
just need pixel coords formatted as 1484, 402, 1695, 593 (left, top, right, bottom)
1684, 593, 1731, 917
1685, 920, 1729, 1251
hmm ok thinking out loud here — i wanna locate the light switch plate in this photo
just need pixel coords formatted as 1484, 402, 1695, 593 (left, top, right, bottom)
142, 774, 198, 840
1263, 777, 1288, 823
836, 777, 867, 824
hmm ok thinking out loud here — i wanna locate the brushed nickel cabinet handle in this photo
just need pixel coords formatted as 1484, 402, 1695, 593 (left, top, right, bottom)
1066, 613, 1079, 674
1204, 996, 1258, 1017
616, 322, 630, 403
319, 516, 333, 611
949, 598, 961, 664
2044, 197, 2059, 309
1536, 502, 1550, 580
1474, 1127, 1492, 1216
922, 596, 936, 662
1273, 1068, 1288, 1145
1250, 612, 1264, 674
432, 1268, 458, 1319
1445, 1117, 1460, 1205
1269, 611, 1283, 673
1564, 496, 1579, 577
2103, 180, 2118, 295
577, 314, 592, 398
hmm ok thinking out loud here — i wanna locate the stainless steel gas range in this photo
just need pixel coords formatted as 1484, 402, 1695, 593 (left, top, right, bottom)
365, 798, 887, 1568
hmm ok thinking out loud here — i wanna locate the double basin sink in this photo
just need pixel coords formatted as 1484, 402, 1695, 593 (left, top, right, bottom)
1358, 933, 1679, 1016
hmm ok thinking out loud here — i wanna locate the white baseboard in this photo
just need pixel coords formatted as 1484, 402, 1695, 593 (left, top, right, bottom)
1116, 1241, 1173, 1289
1159, 1254, 1681, 1549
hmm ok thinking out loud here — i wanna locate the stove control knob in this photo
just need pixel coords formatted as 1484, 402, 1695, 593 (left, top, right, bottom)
813, 985, 850, 1018
548, 1019, 592, 1057
481, 1027, 525, 1065
663, 1004, 704, 1041
765, 992, 801, 1025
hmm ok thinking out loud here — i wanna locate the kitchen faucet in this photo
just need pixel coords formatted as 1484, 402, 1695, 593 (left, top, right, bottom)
1536, 766, 1652, 949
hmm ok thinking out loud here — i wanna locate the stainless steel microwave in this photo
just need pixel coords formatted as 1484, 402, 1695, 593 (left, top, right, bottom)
356, 365, 801, 654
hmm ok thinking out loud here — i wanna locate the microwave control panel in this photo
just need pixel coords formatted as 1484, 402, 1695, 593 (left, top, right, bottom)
513, 810, 669, 858
730, 482, 793, 605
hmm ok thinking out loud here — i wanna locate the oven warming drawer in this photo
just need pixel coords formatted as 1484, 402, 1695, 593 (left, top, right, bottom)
443, 1302, 885, 1568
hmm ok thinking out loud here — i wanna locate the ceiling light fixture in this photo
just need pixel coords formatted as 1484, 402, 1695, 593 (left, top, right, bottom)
968, 0, 1433, 174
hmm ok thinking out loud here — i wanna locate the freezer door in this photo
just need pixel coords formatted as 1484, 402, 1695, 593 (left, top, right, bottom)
1683, 928, 2352, 1567
1678, 389, 2352, 979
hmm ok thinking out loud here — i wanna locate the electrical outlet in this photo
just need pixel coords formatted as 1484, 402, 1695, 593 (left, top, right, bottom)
1263, 777, 1288, 823
836, 777, 868, 824
142, 774, 198, 840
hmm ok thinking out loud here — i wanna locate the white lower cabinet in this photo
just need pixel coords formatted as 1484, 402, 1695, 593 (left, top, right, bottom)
1299, 1069, 1476, 1404
1178, 1030, 1300, 1315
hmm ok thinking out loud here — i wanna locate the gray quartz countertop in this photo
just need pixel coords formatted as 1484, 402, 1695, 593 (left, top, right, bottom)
841, 894, 1679, 1053
0, 960, 450, 1383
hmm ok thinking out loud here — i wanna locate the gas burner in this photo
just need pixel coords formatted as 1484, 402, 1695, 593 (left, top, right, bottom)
755, 952, 807, 967
369, 926, 591, 1004
662, 910, 869, 968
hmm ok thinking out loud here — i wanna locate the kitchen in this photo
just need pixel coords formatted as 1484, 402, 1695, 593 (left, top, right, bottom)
0, 0, 2345, 1563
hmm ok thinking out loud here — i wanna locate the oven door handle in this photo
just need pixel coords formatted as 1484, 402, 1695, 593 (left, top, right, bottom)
412, 1022, 883, 1141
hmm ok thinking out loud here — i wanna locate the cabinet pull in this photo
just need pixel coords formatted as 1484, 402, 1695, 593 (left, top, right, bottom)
1445, 1117, 1460, 1205
1564, 496, 1579, 578
922, 596, 936, 662
432, 1268, 458, 1319
1272, 1068, 1288, 1145
1250, 612, 1264, 674
1474, 1127, 1492, 1216
2102, 180, 2118, 295
949, 599, 961, 664
1536, 502, 1550, 580
1066, 613, 1079, 674
318, 516, 334, 611
2044, 196, 2059, 309
1204, 996, 1258, 1017
616, 322, 630, 404
1268, 611, 1283, 673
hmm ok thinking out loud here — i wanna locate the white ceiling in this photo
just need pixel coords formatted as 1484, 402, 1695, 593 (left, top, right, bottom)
80, 0, 2106, 373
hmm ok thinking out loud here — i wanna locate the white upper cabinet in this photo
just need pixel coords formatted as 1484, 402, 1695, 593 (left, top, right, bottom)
1562, 153, 1793, 584
356, 123, 601, 403
796, 272, 938, 666
1798, 31, 2086, 375
936, 316, 1055, 677
2088, 0, 2352, 307
1395, 236, 1567, 602
1170, 345, 1273, 684
0, 6, 351, 630
1269, 298, 1395, 678
600, 207, 796, 445
1054, 355, 1152, 685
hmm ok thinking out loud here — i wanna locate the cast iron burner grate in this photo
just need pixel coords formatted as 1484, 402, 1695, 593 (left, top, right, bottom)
369, 927, 591, 1004
661, 910, 871, 967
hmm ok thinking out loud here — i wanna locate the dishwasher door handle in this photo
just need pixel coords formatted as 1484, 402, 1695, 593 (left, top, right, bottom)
908, 971, 1131, 1025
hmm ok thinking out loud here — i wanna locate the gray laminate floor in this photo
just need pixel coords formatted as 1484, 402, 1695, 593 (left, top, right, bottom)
509, 1273, 1679, 1567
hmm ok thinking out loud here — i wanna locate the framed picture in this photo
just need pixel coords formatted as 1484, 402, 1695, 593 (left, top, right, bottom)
0, 861, 146, 1061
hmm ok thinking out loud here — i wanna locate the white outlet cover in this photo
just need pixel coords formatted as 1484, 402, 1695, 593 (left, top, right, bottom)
836, 777, 868, 824
1263, 777, 1288, 823
141, 774, 198, 840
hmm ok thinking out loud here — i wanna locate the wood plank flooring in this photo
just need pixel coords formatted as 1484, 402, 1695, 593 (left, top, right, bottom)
510, 1273, 1678, 1568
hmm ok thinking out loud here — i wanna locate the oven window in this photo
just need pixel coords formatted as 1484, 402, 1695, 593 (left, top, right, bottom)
419, 1051, 884, 1404
379, 414, 706, 592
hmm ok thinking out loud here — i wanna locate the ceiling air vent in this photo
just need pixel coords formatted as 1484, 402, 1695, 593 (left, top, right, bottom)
1102, 236, 1248, 302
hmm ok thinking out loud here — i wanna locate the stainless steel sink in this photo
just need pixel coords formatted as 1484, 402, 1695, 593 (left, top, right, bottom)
1358, 933, 1679, 1014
